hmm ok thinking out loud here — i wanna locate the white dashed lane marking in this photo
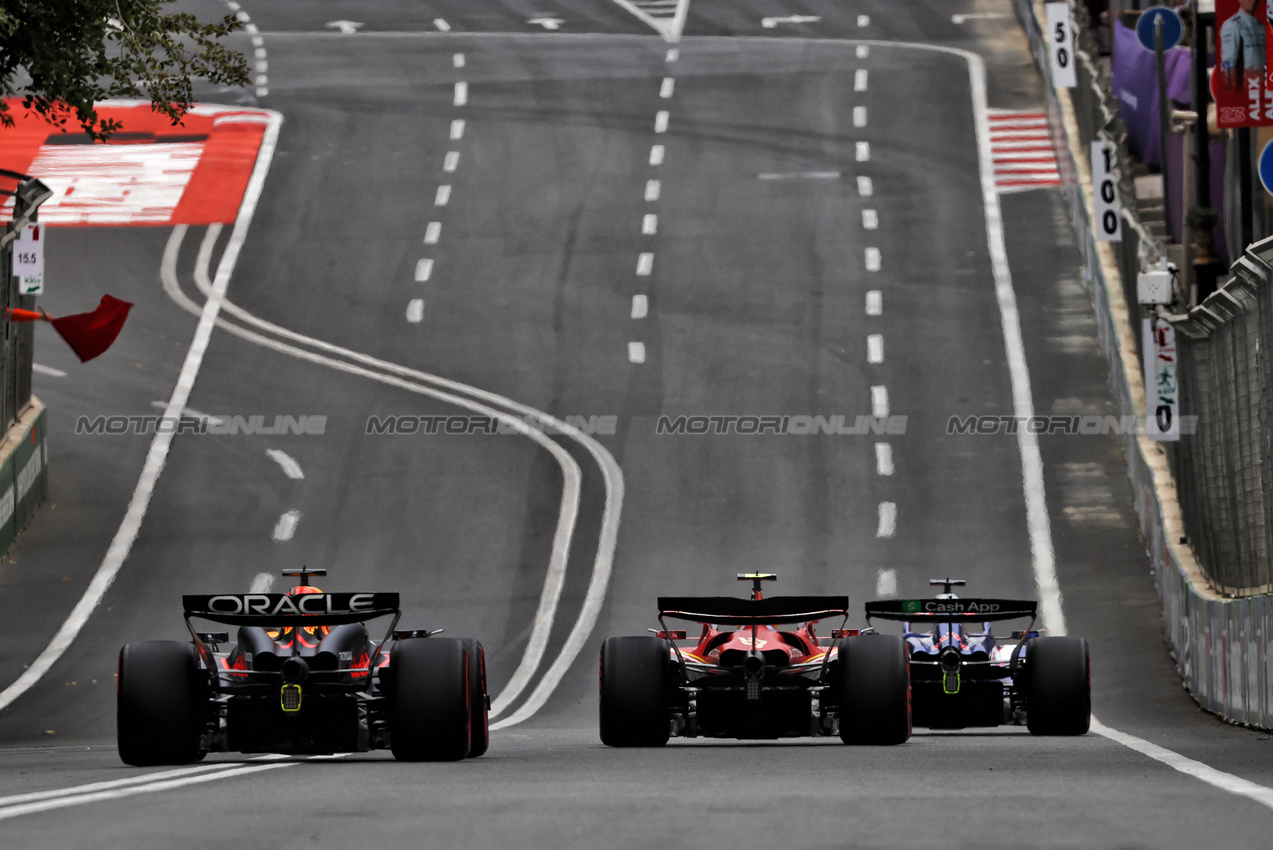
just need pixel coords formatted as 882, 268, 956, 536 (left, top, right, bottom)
453, 53, 465, 68
871, 385, 889, 417
660, 78, 675, 98
266, 449, 304, 479
628, 342, 646, 363
454, 82, 468, 106
666, 48, 679, 62
866, 290, 882, 315
862, 209, 878, 229
854, 69, 868, 91
406, 299, 425, 323
856, 45, 869, 58
857, 14, 870, 26
876, 502, 897, 538
443, 151, 460, 172
876, 568, 898, 596
857, 176, 873, 196
867, 333, 884, 363
451, 119, 465, 140
875, 443, 894, 475
865, 247, 881, 271
853, 106, 867, 128
415, 259, 433, 282
424, 222, 441, 244
273, 510, 301, 542
636, 253, 654, 276
645, 180, 661, 201
856, 142, 870, 162
631, 295, 649, 319
435, 185, 451, 206
643, 214, 658, 234
434, 18, 451, 31
654, 110, 669, 133
650, 145, 665, 165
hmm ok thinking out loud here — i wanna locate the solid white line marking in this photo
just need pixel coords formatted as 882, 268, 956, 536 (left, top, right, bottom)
249, 572, 275, 593
434, 18, 451, 31
862, 209, 878, 229
654, 110, 669, 133
871, 385, 889, 417
853, 106, 867, 127
0, 108, 283, 713
876, 568, 898, 597
165, 231, 616, 732
642, 213, 658, 235
636, 252, 654, 276
660, 77, 675, 98
645, 179, 661, 201
443, 151, 460, 172
666, 48, 679, 62
406, 299, 425, 323
273, 510, 300, 541
875, 442, 894, 476
415, 258, 433, 281
266, 449, 304, 479
865, 247, 881, 271
1090, 719, 1273, 811
649, 144, 664, 165
631, 294, 649, 319
32, 364, 66, 377
628, 342, 646, 363
856, 45, 869, 58
867, 333, 884, 362
424, 222, 441, 244
854, 69, 868, 91
858, 14, 870, 26
857, 176, 873, 196
450, 119, 465, 140
866, 290, 882, 315
876, 502, 897, 538
0, 763, 292, 821
453, 82, 467, 106
453, 53, 465, 68
856, 141, 870, 162
757, 171, 840, 180
150, 400, 223, 425
435, 184, 451, 206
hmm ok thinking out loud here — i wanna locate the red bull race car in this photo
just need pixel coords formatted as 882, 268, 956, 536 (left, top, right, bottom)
864, 578, 1090, 734
117, 569, 489, 765
599, 574, 911, 746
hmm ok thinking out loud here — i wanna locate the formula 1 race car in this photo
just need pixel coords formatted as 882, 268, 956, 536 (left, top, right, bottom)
117, 569, 489, 765
599, 574, 911, 746
864, 579, 1090, 735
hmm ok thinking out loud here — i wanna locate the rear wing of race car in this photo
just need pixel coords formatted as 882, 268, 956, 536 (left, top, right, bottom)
658, 596, 849, 626
182, 592, 402, 668
865, 598, 1037, 624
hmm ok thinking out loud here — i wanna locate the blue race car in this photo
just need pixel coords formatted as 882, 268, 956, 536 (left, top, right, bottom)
864, 579, 1089, 735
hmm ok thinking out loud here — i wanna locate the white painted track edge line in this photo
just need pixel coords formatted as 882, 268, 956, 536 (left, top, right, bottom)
0, 763, 293, 821
0, 763, 238, 808
181, 229, 610, 723
0, 109, 284, 711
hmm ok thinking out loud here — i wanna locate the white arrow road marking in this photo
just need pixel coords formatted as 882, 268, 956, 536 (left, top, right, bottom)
762, 15, 821, 28
273, 510, 300, 541
528, 17, 565, 30
266, 448, 304, 480
326, 20, 363, 34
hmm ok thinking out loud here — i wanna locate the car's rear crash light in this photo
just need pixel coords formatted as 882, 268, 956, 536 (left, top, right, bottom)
831, 629, 862, 639
654, 630, 686, 640
1011, 629, 1046, 640
280, 684, 302, 712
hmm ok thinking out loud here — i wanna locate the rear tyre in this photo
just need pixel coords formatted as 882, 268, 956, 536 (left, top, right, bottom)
117, 640, 205, 766
1025, 636, 1090, 735
599, 636, 670, 747
837, 635, 911, 745
390, 638, 471, 761
460, 638, 489, 758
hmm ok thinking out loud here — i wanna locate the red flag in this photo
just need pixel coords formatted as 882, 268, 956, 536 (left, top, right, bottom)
49, 295, 133, 362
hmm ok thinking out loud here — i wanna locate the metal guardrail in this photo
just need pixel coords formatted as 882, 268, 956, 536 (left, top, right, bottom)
0, 169, 47, 434
1167, 238, 1273, 594
1015, 0, 1272, 729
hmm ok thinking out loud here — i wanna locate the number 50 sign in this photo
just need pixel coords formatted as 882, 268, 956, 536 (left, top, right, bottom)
1046, 2, 1078, 89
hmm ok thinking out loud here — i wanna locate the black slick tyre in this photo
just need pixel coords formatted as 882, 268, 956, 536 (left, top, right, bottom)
837, 635, 911, 745
599, 636, 670, 747
460, 638, 489, 758
117, 640, 205, 766
1025, 636, 1091, 735
390, 637, 471, 761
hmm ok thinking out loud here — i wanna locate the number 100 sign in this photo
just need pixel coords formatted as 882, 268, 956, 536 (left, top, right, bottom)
1091, 141, 1122, 242
1046, 3, 1078, 89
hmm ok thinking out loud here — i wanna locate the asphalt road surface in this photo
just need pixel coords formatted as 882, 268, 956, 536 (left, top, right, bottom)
1, 1, 1270, 847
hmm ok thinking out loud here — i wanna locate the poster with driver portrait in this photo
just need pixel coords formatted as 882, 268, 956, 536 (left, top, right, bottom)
1215, 0, 1273, 126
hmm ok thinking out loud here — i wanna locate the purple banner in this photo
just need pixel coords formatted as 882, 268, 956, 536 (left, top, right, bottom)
1112, 20, 1194, 166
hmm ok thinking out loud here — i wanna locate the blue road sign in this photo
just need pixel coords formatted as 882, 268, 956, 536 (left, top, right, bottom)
1136, 7, 1183, 52
1259, 140, 1273, 197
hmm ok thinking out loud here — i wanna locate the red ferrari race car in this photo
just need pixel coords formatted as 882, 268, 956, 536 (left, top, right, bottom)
116, 569, 489, 765
599, 574, 911, 746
